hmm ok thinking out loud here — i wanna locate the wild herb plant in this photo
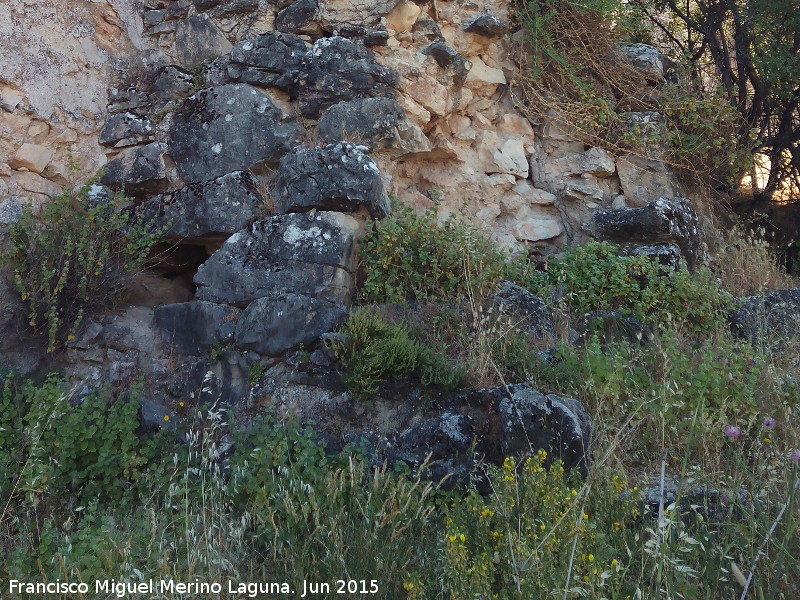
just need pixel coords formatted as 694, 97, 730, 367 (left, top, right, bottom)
6, 168, 162, 352
328, 308, 465, 400
357, 201, 516, 303
547, 241, 731, 334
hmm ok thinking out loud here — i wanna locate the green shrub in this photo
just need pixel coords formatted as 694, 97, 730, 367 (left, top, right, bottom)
659, 81, 753, 187
228, 415, 334, 507
329, 308, 465, 401
357, 201, 512, 303
547, 241, 731, 334
7, 174, 161, 352
3, 376, 151, 504
587, 332, 761, 424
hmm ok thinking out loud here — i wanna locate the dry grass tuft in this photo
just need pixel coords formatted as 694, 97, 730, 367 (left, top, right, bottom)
716, 225, 798, 297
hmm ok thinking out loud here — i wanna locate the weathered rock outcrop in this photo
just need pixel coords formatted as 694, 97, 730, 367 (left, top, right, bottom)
588, 197, 706, 268
226, 32, 308, 90
194, 211, 359, 306
99, 113, 154, 148
101, 142, 178, 197
616, 156, 680, 207
234, 294, 347, 355
168, 84, 301, 183
728, 289, 800, 347
295, 36, 397, 118
0, 0, 729, 435
317, 98, 429, 156
0, 0, 143, 200
138, 170, 265, 239
153, 301, 241, 356
616, 43, 669, 83
248, 367, 593, 487
391, 383, 592, 484
272, 142, 390, 217
493, 280, 556, 340
0, 0, 697, 265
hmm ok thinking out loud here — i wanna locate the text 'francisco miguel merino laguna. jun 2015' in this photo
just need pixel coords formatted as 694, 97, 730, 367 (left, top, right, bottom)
7, 578, 382, 597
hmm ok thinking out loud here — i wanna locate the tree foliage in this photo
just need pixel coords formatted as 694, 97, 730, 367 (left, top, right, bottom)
635, 0, 800, 202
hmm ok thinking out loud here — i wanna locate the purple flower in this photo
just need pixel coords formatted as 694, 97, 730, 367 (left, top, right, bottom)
762, 417, 777, 429
790, 449, 800, 464
723, 425, 742, 440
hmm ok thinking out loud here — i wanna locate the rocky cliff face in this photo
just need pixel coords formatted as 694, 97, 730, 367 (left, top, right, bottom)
8, 0, 798, 487
0, 0, 682, 254
0, 0, 143, 208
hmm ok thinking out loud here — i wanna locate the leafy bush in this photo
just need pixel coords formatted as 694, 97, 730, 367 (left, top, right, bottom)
588, 333, 761, 430
329, 308, 465, 400
7, 174, 161, 352
659, 81, 753, 187
1, 375, 151, 504
358, 201, 517, 303
547, 241, 731, 334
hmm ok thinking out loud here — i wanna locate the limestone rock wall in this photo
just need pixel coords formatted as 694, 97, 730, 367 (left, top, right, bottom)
1, 0, 683, 255
0, 0, 149, 211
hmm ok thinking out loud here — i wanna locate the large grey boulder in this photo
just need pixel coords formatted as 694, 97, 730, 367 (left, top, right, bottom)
138, 170, 265, 239
275, 0, 320, 35
588, 197, 705, 268
194, 211, 359, 306
295, 36, 396, 118
234, 293, 347, 355
493, 280, 556, 340
227, 32, 308, 90
728, 288, 800, 347
153, 301, 242, 355
494, 385, 592, 474
389, 412, 476, 488
548, 147, 616, 179
384, 384, 592, 482
317, 98, 430, 156
616, 43, 667, 83
464, 14, 509, 37
272, 142, 390, 218
168, 84, 301, 183
100, 142, 176, 198
315, 0, 396, 33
